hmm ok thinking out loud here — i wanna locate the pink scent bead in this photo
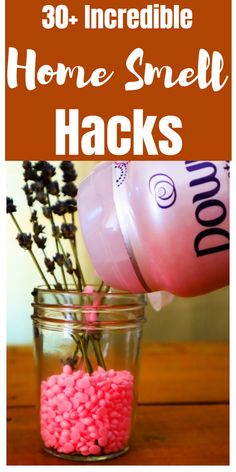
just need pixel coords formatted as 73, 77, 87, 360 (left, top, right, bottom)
86, 310, 97, 322
85, 401, 92, 409
75, 422, 85, 432
99, 427, 107, 436
58, 400, 72, 412
80, 445, 89, 452
77, 405, 85, 413
108, 369, 115, 377
88, 425, 97, 433
64, 388, 75, 397
83, 285, 94, 294
47, 409, 56, 419
57, 393, 66, 402
113, 375, 123, 384
51, 384, 60, 395
98, 436, 108, 447
76, 378, 90, 390
63, 365, 73, 375
47, 375, 58, 387
40, 365, 134, 456
89, 386, 95, 395
60, 420, 70, 429
71, 429, 81, 442
64, 376, 75, 388
58, 377, 66, 387
73, 370, 83, 380
62, 442, 75, 453
76, 392, 88, 403
55, 415, 63, 423
89, 445, 101, 455
81, 450, 90, 456
83, 417, 93, 426
46, 389, 55, 398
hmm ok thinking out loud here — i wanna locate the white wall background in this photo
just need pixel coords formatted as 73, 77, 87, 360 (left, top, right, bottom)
7, 162, 229, 345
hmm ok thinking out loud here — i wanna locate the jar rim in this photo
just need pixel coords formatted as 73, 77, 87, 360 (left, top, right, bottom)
34, 285, 144, 296
32, 287, 146, 315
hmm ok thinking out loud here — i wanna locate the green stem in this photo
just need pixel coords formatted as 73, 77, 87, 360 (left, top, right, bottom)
72, 272, 80, 290
57, 238, 80, 290
72, 212, 86, 288
29, 251, 51, 289
78, 335, 93, 374
90, 335, 107, 370
46, 191, 68, 290
98, 281, 104, 292
10, 213, 22, 233
42, 250, 60, 287
70, 337, 82, 369
63, 214, 85, 290
10, 214, 51, 289
59, 254, 68, 290
71, 242, 83, 291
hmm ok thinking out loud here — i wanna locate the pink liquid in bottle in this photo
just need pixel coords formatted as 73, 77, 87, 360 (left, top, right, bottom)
78, 161, 229, 296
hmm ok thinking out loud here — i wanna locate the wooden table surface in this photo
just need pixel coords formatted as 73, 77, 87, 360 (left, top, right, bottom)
7, 342, 229, 466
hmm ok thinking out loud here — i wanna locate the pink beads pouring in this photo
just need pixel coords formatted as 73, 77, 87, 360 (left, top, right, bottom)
40, 367, 134, 457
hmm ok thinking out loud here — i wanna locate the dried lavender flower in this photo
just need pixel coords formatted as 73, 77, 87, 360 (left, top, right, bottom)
42, 163, 56, 179
46, 181, 59, 196
62, 182, 78, 198
61, 223, 77, 240
52, 224, 60, 238
16, 233, 32, 250
53, 253, 65, 267
34, 162, 56, 180
23, 184, 34, 206
64, 255, 74, 274
31, 182, 47, 205
23, 183, 32, 194
7, 197, 17, 214
31, 181, 44, 191
33, 222, 45, 235
34, 234, 47, 249
65, 199, 77, 213
60, 162, 77, 182
44, 257, 56, 273
62, 356, 78, 367
54, 283, 63, 290
35, 189, 47, 205
8, 161, 87, 294
52, 201, 67, 216
23, 162, 38, 182
30, 210, 38, 223
42, 206, 52, 219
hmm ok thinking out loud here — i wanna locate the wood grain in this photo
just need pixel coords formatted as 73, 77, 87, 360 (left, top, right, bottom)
7, 342, 229, 465
7, 342, 229, 406
7, 404, 229, 466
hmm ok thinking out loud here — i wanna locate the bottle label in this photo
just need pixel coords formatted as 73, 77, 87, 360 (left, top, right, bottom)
148, 173, 177, 209
185, 161, 230, 257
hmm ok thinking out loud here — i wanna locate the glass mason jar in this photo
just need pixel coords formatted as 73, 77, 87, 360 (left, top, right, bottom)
31, 288, 145, 462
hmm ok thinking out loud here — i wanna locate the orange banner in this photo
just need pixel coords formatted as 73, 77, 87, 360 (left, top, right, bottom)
6, 1, 231, 160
